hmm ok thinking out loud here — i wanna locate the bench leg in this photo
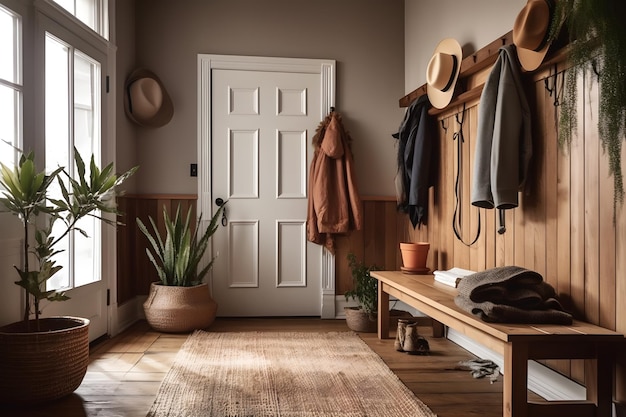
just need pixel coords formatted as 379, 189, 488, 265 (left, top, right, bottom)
378, 284, 389, 339
504, 342, 528, 417
586, 345, 614, 417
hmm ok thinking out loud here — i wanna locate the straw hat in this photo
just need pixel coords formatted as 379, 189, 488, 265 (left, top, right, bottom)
124, 69, 173, 127
426, 38, 463, 109
513, 0, 554, 71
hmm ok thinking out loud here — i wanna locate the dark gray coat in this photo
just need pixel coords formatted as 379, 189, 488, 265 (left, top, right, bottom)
471, 45, 532, 210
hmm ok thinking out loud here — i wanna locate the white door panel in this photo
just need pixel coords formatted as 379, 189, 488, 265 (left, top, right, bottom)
211, 68, 321, 316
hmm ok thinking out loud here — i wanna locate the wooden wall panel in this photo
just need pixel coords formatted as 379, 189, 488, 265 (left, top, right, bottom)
395, 59, 626, 393
335, 198, 407, 296
116, 195, 197, 304
617, 145, 626, 404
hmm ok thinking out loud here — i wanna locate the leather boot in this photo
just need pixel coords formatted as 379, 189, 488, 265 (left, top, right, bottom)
394, 319, 409, 351
403, 323, 430, 355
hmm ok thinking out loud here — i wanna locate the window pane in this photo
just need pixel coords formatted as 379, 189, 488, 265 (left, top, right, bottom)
74, 216, 99, 286
45, 35, 70, 175
54, 0, 74, 14
74, 51, 100, 164
76, 0, 96, 32
0, 5, 18, 84
45, 33, 102, 291
73, 51, 101, 287
0, 5, 21, 168
0, 85, 18, 167
51, 0, 101, 36
45, 34, 71, 290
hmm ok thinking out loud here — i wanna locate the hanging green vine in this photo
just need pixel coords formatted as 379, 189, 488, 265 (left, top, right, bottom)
551, 0, 626, 210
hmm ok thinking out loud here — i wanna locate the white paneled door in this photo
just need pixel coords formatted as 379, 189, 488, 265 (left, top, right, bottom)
199, 56, 335, 316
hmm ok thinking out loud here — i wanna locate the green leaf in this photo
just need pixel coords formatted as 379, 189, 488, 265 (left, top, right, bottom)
137, 202, 227, 286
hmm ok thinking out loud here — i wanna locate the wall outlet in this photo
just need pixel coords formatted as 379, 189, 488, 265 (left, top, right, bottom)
190, 163, 198, 177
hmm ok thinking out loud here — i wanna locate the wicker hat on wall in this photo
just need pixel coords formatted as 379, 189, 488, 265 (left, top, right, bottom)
124, 68, 174, 128
513, 0, 555, 71
426, 38, 463, 109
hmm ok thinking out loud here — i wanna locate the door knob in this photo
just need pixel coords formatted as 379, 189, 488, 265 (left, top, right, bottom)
215, 198, 227, 226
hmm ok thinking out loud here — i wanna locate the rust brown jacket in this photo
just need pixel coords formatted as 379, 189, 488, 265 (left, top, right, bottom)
307, 112, 362, 253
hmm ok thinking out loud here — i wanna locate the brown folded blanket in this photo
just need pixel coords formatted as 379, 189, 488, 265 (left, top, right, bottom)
454, 266, 573, 324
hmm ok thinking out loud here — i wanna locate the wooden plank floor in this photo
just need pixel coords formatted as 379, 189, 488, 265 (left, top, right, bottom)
0, 317, 518, 417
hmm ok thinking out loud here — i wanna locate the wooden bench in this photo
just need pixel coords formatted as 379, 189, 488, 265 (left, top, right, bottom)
371, 270, 624, 417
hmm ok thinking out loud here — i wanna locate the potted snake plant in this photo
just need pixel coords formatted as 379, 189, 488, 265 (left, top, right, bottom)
0, 149, 136, 404
137, 201, 226, 333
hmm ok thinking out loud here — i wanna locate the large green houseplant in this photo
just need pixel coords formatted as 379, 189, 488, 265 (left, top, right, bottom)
137, 201, 226, 332
0, 148, 136, 404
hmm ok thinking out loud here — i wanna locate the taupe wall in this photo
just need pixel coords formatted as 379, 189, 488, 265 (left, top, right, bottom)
127, 0, 405, 197
114, 0, 138, 193
404, 0, 525, 93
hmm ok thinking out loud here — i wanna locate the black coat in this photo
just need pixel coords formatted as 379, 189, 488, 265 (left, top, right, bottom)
392, 94, 437, 228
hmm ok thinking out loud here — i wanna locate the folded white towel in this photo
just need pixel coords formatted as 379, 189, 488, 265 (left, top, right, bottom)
433, 267, 476, 288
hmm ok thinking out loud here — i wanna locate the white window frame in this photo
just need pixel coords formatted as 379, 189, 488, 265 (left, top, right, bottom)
41, 0, 109, 40
0, 3, 23, 167
31, 0, 116, 339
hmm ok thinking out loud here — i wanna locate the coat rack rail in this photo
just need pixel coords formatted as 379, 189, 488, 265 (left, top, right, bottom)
400, 31, 514, 108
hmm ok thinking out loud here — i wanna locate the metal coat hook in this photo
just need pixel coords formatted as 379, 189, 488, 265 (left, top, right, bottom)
440, 118, 449, 134
455, 103, 466, 127
544, 64, 563, 107
591, 59, 600, 78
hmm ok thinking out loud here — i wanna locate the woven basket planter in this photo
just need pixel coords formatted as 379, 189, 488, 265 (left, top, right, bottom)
144, 282, 218, 333
344, 308, 413, 333
0, 316, 90, 405
344, 307, 378, 333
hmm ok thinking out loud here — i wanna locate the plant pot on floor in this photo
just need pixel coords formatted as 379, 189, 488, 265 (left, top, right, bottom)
344, 306, 378, 333
144, 282, 218, 333
0, 316, 90, 405
400, 242, 430, 273
344, 308, 414, 333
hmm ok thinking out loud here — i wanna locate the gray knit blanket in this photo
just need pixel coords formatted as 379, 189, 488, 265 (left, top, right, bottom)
454, 266, 573, 324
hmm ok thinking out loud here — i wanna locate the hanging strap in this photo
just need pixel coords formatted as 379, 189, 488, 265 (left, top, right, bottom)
451, 104, 481, 246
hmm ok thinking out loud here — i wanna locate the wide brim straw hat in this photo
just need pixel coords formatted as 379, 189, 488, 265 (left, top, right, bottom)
124, 68, 174, 128
426, 38, 463, 109
513, 0, 555, 71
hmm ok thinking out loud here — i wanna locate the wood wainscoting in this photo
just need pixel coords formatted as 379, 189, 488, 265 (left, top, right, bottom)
117, 195, 409, 304
334, 196, 411, 295
116, 194, 197, 305
398, 45, 626, 395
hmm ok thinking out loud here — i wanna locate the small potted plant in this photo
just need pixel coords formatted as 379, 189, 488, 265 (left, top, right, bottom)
344, 253, 379, 332
137, 201, 226, 333
0, 149, 136, 404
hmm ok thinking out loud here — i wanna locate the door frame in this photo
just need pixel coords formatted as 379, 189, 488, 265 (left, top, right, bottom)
197, 54, 337, 318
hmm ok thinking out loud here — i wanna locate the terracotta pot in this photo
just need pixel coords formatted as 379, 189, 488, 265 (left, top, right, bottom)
400, 242, 430, 271
144, 282, 218, 333
0, 316, 90, 404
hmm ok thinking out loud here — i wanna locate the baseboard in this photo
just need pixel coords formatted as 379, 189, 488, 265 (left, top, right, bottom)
447, 328, 586, 401
110, 296, 145, 337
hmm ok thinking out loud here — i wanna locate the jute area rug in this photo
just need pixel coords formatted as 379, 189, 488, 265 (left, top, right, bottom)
147, 331, 437, 417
